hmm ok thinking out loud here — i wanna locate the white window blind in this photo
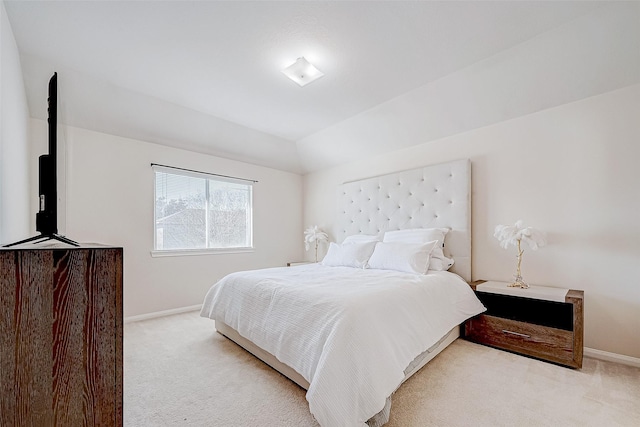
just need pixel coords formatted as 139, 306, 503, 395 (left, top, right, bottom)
153, 165, 253, 252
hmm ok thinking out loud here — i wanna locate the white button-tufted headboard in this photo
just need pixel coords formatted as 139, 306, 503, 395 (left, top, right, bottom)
336, 159, 471, 282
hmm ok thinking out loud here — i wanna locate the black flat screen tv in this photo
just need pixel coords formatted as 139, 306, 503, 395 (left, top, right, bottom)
4, 73, 78, 247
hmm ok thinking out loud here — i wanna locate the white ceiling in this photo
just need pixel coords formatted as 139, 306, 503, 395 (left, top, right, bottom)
2, 1, 621, 173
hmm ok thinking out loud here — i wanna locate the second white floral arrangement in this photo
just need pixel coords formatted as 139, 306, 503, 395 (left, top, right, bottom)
304, 226, 329, 262
494, 220, 547, 288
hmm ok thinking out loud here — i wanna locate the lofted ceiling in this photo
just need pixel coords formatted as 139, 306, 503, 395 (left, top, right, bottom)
2, 1, 624, 173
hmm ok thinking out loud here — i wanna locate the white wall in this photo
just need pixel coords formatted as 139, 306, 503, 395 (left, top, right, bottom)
303, 85, 640, 359
0, 1, 30, 245
30, 122, 303, 317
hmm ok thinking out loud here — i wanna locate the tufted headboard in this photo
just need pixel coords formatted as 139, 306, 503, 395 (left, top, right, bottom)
336, 159, 471, 282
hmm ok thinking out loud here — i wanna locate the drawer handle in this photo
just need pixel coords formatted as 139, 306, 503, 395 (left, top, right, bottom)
502, 330, 530, 338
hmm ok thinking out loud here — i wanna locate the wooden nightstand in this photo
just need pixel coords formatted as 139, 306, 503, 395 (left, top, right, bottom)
463, 280, 584, 368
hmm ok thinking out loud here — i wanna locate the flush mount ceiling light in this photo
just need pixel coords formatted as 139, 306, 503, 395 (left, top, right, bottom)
282, 57, 324, 87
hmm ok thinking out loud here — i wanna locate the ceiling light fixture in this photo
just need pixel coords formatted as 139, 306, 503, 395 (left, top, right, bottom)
281, 57, 324, 87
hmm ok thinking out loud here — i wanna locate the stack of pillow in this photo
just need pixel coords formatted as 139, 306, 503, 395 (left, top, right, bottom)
321, 228, 455, 274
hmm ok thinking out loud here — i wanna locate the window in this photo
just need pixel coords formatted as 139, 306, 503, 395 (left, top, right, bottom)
153, 165, 253, 253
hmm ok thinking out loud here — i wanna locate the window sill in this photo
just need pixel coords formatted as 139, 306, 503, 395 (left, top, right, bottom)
151, 247, 254, 258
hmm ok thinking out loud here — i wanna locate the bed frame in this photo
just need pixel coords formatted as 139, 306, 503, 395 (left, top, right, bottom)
216, 320, 459, 391
215, 158, 471, 415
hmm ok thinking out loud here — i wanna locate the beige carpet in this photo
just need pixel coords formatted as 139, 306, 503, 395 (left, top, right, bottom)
124, 311, 640, 426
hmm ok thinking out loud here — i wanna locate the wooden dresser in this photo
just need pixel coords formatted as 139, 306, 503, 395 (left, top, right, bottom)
463, 280, 583, 369
0, 244, 123, 426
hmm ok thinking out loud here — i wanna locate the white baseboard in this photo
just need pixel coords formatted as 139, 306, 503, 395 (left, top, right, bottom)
124, 304, 202, 324
584, 347, 640, 368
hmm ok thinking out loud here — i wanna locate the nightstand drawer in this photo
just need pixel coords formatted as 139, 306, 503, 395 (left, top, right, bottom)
465, 314, 574, 365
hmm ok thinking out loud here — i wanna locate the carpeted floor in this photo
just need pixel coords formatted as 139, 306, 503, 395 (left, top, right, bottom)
124, 311, 640, 426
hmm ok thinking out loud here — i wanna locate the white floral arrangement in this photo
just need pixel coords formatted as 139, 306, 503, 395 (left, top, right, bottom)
494, 220, 547, 288
304, 225, 329, 262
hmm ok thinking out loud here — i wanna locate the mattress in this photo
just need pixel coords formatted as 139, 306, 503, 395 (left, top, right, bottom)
200, 264, 485, 426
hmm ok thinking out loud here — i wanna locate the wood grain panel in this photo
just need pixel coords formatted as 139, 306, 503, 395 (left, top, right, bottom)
52, 249, 87, 425
0, 246, 123, 427
465, 314, 579, 367
1, 250, 54, 426
566, 290, 584, 369
82, 248, 121, 425
51, 248, 123, 426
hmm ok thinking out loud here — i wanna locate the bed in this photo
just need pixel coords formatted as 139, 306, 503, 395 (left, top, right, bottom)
200, 159, 485, 426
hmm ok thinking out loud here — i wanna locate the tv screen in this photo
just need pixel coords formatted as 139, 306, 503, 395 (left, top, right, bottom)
35, 72, 58, 235
3, 72, 77, 247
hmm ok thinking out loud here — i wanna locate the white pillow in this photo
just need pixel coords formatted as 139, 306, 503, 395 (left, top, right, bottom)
383, 227, 449, 246
367, 241, 437, 275
428, 257, 455, 272
383, 228, 454, 271
342, 234, 380, 245
321, 241, 377, 268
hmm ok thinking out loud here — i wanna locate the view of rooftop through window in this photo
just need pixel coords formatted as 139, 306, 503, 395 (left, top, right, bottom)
154, 168, 253, 251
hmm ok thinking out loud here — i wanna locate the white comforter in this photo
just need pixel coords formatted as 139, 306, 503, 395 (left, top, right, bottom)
200, 264, 485, 427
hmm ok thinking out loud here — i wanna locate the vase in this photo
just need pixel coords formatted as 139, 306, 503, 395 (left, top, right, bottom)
509, 240, 529, 289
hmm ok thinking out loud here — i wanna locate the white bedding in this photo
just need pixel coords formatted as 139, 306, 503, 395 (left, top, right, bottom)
200, 264, 485, 427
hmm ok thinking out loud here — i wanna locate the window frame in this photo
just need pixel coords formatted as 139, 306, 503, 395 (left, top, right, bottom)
151, 165, 254, 257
